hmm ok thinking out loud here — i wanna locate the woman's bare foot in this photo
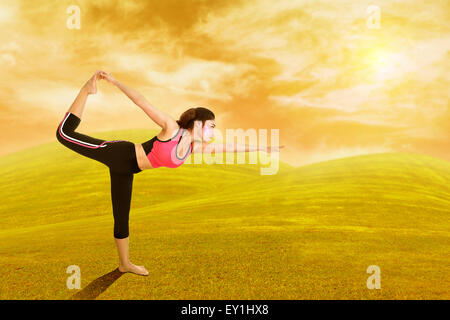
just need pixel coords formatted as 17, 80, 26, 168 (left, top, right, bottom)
83, 71, 101, 95
118, 263, 149, 276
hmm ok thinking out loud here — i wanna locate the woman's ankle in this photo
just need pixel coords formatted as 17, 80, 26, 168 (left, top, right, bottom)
119, 261, 131, 268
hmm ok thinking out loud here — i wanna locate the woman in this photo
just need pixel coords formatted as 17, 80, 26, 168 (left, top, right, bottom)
56, 70, 283, 276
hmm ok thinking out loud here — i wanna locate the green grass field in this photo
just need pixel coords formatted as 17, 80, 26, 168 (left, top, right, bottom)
0, 128, 449, 299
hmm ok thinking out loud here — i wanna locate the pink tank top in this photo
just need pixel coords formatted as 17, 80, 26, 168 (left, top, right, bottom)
141, 127, 193, 168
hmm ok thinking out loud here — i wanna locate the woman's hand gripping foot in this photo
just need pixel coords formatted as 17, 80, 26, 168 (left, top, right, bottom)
83, 70, 102, 95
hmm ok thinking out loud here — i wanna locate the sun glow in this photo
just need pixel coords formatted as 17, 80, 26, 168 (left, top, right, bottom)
368, 50, 406, 81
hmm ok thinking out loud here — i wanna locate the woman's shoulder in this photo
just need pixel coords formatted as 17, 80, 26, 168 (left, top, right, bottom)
155, 124, 181, 142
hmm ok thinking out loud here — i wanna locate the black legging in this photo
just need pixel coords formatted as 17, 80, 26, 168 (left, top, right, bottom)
56, 112, 142, 239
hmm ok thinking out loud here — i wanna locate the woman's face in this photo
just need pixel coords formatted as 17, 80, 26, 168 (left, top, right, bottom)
202, 119, 216, 142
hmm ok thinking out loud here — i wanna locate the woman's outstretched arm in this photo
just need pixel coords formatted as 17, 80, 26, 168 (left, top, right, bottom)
198, 143, 284, 154
99, 71, 173, 129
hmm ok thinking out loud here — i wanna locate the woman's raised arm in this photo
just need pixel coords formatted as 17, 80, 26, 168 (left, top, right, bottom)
99, 71, 173, 129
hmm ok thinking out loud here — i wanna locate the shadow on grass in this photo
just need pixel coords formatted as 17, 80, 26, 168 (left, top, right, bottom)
70, 268, 124, 300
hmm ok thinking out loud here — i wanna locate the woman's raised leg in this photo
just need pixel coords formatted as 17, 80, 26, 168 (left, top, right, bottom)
56, 112, 112, 167
56, 70, 119, 166
68, 71, 101, 119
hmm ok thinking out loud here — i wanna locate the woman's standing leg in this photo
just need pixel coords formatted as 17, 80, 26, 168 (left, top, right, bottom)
109, 169, 148, 276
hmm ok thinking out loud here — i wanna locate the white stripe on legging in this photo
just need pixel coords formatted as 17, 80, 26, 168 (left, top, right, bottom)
59, 112, 108, 148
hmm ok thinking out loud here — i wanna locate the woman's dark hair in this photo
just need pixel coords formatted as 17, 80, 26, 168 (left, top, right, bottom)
176, 107, 215, 130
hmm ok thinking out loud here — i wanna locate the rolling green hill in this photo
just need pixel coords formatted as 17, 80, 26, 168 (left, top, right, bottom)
0, 130, 448, 299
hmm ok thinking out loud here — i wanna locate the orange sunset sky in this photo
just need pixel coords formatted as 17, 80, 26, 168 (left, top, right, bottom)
0, 0, 449, 167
